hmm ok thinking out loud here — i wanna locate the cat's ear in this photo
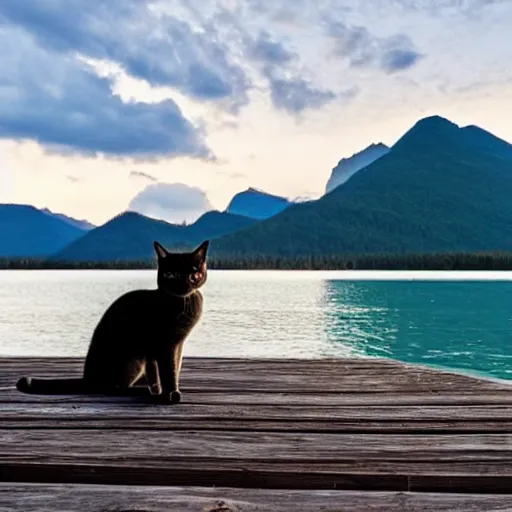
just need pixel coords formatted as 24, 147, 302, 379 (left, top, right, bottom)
193, 240, 209, 261
153, 241, 168, 259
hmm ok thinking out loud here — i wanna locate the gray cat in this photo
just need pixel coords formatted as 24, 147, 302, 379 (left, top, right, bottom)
16, 240, 209, 404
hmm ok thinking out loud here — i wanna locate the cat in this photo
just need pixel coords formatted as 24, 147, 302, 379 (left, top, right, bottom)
16, 240, 209, 404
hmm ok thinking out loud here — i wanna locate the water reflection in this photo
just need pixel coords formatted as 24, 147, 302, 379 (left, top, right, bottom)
321, 280, 512, 379
192, 271, 331, 358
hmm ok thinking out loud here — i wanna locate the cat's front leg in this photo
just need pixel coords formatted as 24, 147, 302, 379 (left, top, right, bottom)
145, 358, 162, 396
171, 341, 186, 403
157, 343, 182, 404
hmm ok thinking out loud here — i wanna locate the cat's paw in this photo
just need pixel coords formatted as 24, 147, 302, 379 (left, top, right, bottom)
149, 383, 162, 395
16, 377, 32, 393
152, 390, 181, 404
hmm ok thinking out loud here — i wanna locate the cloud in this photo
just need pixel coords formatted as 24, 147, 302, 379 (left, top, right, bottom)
129, 171, 158, 182
247, 31, 338, 113
0, 26, 211, 158
267, 75, 337, 113
0, 0, 365, 149
381, 47, 423, 73
247, 31, 295, 64
128, 182, 213, 223
0, 151, 12, 202
0, 0, 436, 160
374, 0, 507, 15
326, 21, 424, 73
0, 0, 250, 111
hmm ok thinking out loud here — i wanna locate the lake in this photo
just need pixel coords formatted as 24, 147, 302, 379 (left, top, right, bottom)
0, 270, 511, 380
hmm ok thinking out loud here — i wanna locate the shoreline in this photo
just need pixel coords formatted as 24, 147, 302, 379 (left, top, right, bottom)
2, 250, 512, 271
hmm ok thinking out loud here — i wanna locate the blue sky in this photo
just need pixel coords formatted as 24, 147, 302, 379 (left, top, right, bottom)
1, 0, 512, 223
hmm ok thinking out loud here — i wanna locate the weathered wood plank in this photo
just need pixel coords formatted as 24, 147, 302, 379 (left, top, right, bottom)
2, 484, 512, 512
8, 418, 512, 433
3, 429, 512, 491
5, 429, 512, 461
3, 403, 512, 432
4, 484, 512, 512
1, 358, 509, 393
4, 403, 512, 419
2, 357, 512, 407
4, 388, 512, 406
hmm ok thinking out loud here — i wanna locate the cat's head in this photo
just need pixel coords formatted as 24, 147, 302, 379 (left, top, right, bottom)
154, 240, 209, 297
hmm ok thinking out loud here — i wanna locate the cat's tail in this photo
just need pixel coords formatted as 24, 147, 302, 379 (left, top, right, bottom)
16, 376, 86, 395
16, 377, 153, 397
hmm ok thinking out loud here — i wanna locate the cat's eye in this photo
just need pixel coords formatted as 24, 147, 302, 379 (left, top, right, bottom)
163, 271, 177, 279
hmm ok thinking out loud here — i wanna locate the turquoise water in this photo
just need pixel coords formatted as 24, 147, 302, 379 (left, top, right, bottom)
323, 279, 512, 379
0, 270, 511, 380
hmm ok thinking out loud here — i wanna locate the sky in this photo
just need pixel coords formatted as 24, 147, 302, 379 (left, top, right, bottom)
1, 0, 512, 225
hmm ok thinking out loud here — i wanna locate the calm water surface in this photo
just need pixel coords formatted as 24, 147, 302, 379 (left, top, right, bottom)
0, 270, 511, 380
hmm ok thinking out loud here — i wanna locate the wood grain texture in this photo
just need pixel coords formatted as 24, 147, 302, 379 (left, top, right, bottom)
5, 402, 512, 434
3, 357, 509, 391
3, 357, 512, 406
6, 388, 512, 406
2, 357, 512, 498
2, 484, 512, 512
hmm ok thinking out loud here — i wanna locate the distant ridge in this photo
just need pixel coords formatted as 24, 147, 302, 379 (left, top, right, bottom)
0, 204, 87, 257
41, 208, 95, 231
226, 188, 291, 219
325, 143, 390, 193
53, 210, 257, 261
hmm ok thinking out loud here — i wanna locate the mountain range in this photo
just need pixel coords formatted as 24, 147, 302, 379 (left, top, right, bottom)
0, 205, 90, 257
2, 114, 512, 261
213, 116, 512, 256
53, 210, 257, 261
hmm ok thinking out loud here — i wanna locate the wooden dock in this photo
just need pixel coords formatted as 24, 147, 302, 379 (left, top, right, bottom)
2, 357, 512, 511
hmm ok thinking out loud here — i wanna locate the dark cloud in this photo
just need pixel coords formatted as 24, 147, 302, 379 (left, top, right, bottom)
328, 23, 375, 67
0, 1, 250, 111
0, 26, 210, 158
128, 182, 213, 223
381, 48, 423, 72
247, 31, 338, 113
327, 21, 424, 73
247, 31, 295, 64
268, 75, 336, 113
129, 171, 158, 182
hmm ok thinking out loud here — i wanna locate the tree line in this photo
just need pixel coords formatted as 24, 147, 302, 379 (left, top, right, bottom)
1, 251, 512, 270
